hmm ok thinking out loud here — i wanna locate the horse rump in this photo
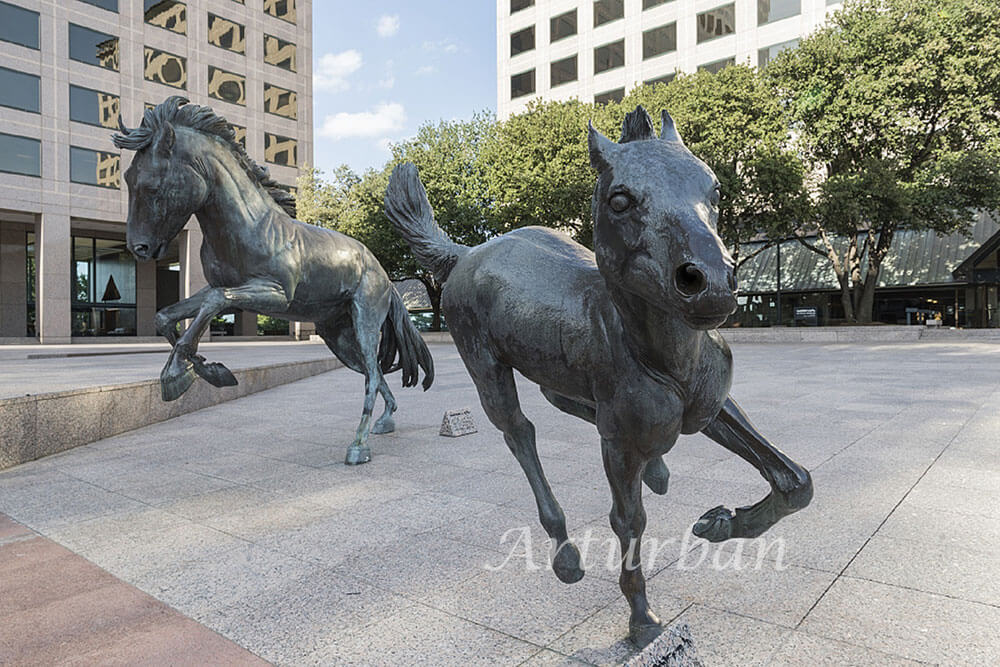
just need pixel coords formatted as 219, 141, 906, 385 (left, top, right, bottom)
378, 286, 434, 390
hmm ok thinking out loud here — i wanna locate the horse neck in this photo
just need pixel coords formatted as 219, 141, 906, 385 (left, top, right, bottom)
608, 284, 704, 385
193, 149, 280, 248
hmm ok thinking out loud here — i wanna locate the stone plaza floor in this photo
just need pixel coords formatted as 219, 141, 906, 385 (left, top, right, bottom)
2, 341, 1000, 665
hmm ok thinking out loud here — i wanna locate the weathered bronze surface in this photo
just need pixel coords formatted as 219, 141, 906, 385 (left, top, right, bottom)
113, 96, 433, 465
385, 107, 812, 646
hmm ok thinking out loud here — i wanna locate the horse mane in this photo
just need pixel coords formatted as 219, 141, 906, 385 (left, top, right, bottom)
619, 105, 657, 144
111, 95, 297, 217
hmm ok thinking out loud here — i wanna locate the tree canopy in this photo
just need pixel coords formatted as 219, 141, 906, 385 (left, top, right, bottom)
767, 0, 1000, 321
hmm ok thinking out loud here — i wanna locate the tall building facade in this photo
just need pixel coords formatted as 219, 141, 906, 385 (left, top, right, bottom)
0, 0, 312, 343
498, 0, 842, 118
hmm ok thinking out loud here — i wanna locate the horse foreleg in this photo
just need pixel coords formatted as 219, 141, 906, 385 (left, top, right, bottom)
153, 287, 215, 345
161, 280, 289, 401
540, 387, 670, 496
602, 439, 661, 647
694, 396, 813, 542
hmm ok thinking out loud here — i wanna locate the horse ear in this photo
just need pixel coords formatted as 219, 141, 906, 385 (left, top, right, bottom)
660, 110, 684, 145
156, 123, 176, 158
588, 122, 617, 172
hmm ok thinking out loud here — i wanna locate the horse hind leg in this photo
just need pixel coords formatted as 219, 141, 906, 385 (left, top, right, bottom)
470, 356, 583, 584
540, 387, 669, 495
694, 396, 813, 542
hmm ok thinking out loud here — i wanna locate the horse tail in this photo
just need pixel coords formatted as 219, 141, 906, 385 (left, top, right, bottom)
385, 162, 468, 283
378, 286, 434, 390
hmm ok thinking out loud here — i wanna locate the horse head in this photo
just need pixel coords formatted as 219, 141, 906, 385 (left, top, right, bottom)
589, 106, 737, 330
112, 96, 211, 260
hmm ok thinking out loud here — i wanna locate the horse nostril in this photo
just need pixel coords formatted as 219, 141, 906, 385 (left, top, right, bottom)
132, 244, 149, 258
675, 263, 707, 297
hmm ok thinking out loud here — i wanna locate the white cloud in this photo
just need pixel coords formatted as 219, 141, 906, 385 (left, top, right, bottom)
415, 65, 436, 76
377, 14, 400, 38
318, 103, 407, 141
314, 50, 363, 92
378, 60, 395, 89
422, 39, 459, 54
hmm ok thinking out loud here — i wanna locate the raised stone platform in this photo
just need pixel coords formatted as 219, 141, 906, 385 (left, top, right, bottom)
0, 341, 341, 471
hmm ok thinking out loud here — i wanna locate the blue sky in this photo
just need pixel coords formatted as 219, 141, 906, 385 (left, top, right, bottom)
311, 2, 497, 175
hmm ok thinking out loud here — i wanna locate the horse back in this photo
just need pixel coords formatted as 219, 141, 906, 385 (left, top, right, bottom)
444, 227, 616, 398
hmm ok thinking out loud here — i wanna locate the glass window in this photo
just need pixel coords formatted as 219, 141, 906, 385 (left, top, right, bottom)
511, 0, 533, 13
72, 237, 137, 337
79, 0, 118, 12
144, 47, 187, 89
511, 69, 535, 99
643, 0, 671, 8
70, 146, 120, 188
144, 1, 186, 35
208, 14, 245, 54
697, 4, 735, 43
594, 39, 625, 74
26, 232, 36, 337
230, 124, 247, 148
264, 82, 297, 119
758, 0, 800, 25
643, 23, 676, 59
0, 1, 38, 49
759, 38, 799, 67
550, 10, 576, 42
595, 88, 625, 105
69, 24, 119, 71
0, 67, 39, 113
69, 85, 120, 128
645, 72, 676, 86
263, 0, 296, 24
550, 55, 577, 87
511, 26, 534, 57
594, 0, 624, 27
699, 57, 735, 74
208, 67, 246, 106
0, 133, 40, 176
263, 34, 296, 71
264, 133, 297, 166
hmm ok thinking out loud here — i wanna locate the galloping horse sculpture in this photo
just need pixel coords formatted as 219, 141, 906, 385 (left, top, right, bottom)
113, 96, 433, 465
385, 107, 813, 645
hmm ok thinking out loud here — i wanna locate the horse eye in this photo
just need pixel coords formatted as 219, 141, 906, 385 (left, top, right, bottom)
609, 193, 631, 213
710, 186, 721, 207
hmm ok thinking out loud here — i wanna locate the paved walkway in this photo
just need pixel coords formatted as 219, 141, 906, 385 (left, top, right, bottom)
1, 341, 999, 665
0, 340, 332, 399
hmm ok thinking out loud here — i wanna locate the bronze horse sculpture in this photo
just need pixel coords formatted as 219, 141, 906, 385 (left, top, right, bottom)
113, 96, 433, 465
386, 107, 813, 645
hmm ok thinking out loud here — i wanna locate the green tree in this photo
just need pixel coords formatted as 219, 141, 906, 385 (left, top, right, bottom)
478, 99, 613, 247
617, 66, 808, 267
768, 0, 1000, 323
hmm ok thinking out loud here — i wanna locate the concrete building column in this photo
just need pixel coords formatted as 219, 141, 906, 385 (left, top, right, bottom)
178, 222, 209, 338
36, 213, 71, 344
135, 258, 157, 336
235, 310, 258, 337
0, 225, 29, 337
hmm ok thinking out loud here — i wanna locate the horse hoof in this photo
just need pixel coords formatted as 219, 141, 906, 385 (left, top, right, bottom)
344, 445, 372, 466
642, 458, 670, 495
693, 505, 734, 542
629, 619, 665, 648
160, 364, 197, 402
552, 541, 585, 584
371, 417, 395, 434
195, 361, 238, 388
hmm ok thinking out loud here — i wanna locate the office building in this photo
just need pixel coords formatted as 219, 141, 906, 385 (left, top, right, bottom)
0, 0, 312, 343
498, 0, 842, 118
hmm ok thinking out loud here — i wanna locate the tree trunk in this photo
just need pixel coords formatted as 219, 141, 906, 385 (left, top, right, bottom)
417, 276, 444, 332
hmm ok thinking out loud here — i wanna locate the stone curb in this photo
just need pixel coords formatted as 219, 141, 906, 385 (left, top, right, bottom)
0, 356, 342, 471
